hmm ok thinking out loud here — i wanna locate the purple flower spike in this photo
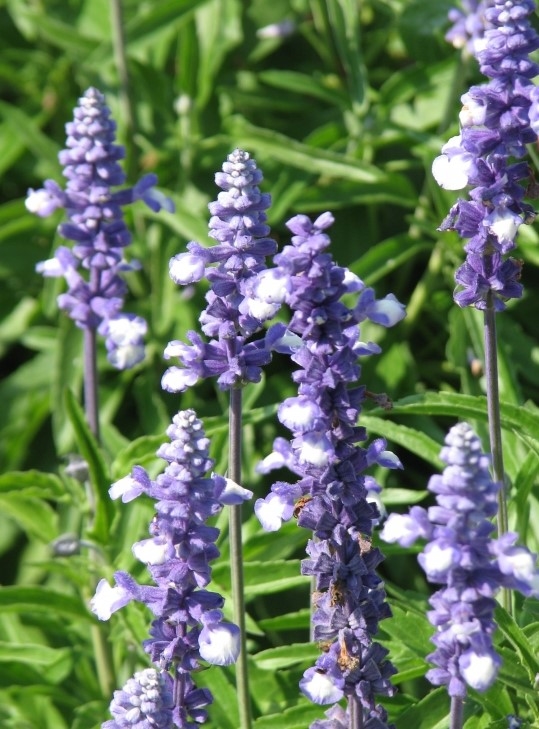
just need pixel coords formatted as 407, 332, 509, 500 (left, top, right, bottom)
103, 668, 174, 729
434, 0, 539, 310
381, 422, 539, 698
93, 409, 239, 728
163, 149, 278, 392
27, 88, 172, 369
256, 212, 402, 727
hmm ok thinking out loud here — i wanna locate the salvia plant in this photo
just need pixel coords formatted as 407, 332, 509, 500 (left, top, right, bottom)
5, 1, 539, 729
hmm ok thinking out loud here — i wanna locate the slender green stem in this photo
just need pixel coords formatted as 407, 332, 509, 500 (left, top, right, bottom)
404, 56, 466, 330
228, 387, 251, 729
83, 327, 100, 441
110, 0, 137, 178
90, 621, 115, 697
450, 696, 464, 729
483, 292, 511, 614
402, 242, 444, 329
82, 326, 116, 695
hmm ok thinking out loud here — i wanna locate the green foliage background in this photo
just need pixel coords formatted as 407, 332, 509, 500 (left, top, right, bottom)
2, 0, 539, 727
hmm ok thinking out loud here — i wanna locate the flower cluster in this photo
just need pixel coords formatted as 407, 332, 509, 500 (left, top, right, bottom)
27, 87, 172, 369
432, 0, 539, 311
381, 422, 539, 698
254, 212, 405, 727
103, 668, 174, 729
162, 148, 278, 392
92, 409, 243, 728
445, 1, 488, 55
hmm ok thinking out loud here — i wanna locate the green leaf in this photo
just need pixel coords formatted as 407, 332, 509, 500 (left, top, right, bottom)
324, 0, 368, 112
253, 642, 319, 670
194, 0, 242, 109
352, 234, 432, 285
253, 702, 326, 729
0, 298, 38, 356
225, 116, 415, 192
0, 493, 58, 542
382, 488, 428, 505
196, 667, 238, 729
390, 392, 539, 447
495, 605, 539, 680
11, 10, 100, 57
111, 434, 163, 478
126, 0, 212, 44
497, 646, 537, 697
258, 608, 311, 632
258, 70, 348, 107
0, 101, 59, 167
395, 687, 449, 729
0, 586, 91, 620
362, 415, 443, 468
0, 642, 73, 684
0, 470, 64, 498
213, 560, 309, 598
242, 560, 308, 597
0, 122, 25, 177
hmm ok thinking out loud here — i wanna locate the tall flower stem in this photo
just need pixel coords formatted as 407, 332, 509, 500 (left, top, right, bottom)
450, 696, 463, 729
484, 293, 511, 613
228, 386, 251, 729
83, 329, 100, 441
349, 695, 363, 729
93, 409, 242, 727
84, 320, 116, 700
90, 620, 115, 698
109, 0, 136, 178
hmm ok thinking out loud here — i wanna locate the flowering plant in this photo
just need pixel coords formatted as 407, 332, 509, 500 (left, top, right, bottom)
4, 2, 539, 729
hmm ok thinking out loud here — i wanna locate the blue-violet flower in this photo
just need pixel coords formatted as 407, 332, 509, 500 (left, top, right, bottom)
103, 668, 174, 729
381, 422, 539, 698
255, 212, 405, 726
27, 87, 172, 368
163, 149, 278, 392
445, 1, 489, 55
432, 0, 539, 311
92, 409, 240, 728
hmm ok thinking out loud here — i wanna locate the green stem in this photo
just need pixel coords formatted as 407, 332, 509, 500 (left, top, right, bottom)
483, 293, 511, 614
82, 326, 116, 695
404, 56, 465, 330
402, 242, 444, 329
110, 0, 137, 178
90, 621, 115, 697
83, 327, 100, 442
228, 387, 251, 729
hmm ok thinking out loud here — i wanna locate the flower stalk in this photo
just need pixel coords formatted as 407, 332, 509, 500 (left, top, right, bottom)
229, 387, 251, 729
92, 409, 242, 728
381, 422, 539, 729
163, 149, 279, 728
27, 87, 172, 435
433, 1, 539, 600
255, 212, 405, 728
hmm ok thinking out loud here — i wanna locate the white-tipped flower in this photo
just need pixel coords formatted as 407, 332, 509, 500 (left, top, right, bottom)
198, 619, 241, 666
90, 579, 132, 621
